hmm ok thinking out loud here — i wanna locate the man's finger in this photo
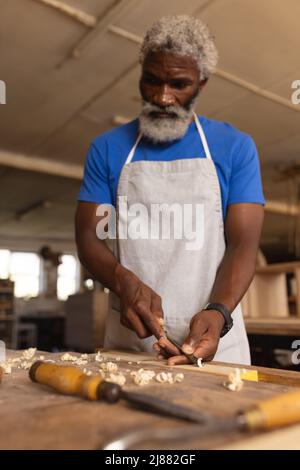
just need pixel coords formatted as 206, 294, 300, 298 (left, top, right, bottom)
158, 337, 181, 356
157, 354, 165, 361
167, 355, 190, 366
153, 342, 169, 358
120, 316, 133, 331
192, 333, 219, 361
150, 295, 164, 326
181, 319, 208, 355
126, 309, 152, 338
134, 301, 165, 339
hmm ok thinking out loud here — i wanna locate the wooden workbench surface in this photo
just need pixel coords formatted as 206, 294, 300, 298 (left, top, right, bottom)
1, 349, 300, 450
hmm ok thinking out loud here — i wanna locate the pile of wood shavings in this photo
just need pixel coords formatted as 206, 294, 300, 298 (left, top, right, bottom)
100, 362, 118, 373
1, 349, 185, 388
130, 368, 185, 386
130, 369, 156, 386
0, 348, 47, 373
106, 373, 126, 386
223, 368, 245, 392
156, 372, 184, 384
60, 352, 88, 366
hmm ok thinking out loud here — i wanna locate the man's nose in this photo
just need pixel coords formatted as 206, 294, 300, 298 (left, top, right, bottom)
153, 85, 175, 107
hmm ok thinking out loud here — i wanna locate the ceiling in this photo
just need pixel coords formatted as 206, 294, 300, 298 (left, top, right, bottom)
0, 0, 300, 259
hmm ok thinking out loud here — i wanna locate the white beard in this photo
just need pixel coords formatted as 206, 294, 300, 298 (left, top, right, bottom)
139, 101, 196, 144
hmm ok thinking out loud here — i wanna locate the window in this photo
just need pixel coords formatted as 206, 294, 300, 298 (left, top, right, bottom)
0, 250, 10, 278
0, 250, 40, 298
57, 255, 78, 301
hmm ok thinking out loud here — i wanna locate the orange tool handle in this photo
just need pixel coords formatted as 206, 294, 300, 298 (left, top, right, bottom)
244, 390, 300, 431
29, 361, 120, 402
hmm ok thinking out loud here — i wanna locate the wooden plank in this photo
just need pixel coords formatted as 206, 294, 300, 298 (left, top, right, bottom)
245, 273, 289, 318
101, 350, 258, 382
257, 261, 300, 274
245, 317, 300, 336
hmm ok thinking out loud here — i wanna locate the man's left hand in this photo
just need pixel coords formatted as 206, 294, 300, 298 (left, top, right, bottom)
153, 310, 225, 365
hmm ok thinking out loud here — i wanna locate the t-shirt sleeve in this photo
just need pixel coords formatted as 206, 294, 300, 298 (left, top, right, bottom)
77, 142, 113, 205
227, 135, 265, 206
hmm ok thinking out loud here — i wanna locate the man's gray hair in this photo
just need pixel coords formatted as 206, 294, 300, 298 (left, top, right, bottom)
140, 15, 218, 81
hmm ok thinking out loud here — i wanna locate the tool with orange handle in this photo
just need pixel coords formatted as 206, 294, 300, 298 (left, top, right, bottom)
103, 390, 300, 449
29, 361, 211, 423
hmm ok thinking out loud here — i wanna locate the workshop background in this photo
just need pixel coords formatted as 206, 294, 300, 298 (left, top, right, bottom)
0, 0, 300, 369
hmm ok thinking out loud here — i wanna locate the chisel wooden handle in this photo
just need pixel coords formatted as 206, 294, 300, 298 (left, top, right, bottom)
244, 390, 300, 431
29, 361, 121, 403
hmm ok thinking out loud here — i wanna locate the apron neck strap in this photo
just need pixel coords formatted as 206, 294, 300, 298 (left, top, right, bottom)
193, 112, 212, 160
125, 113, 212, 164
125, 132, 143, 165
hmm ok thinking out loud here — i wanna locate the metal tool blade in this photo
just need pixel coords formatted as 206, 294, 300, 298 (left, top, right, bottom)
121, 390, 211, 424
165, 335, 198, 365
102, 417, 240, 450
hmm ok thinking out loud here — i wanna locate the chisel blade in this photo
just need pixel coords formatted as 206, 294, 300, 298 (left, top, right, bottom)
121, 390, 212, 424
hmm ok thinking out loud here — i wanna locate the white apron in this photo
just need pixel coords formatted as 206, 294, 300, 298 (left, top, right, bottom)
104, 113, 251, 365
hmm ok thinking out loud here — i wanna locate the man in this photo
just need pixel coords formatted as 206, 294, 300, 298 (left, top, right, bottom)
76, 15, 264, 366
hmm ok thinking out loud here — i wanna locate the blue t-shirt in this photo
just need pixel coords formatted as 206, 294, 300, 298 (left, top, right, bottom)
78, 115, 265, 219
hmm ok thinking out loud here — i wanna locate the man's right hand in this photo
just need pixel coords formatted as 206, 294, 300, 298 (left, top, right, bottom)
114, 264, 165, 340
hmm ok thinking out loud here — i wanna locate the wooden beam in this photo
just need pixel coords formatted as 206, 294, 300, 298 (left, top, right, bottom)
69, 0, 139, 59
0, 150, 83, 180
265, 200, 300, 216
33, 0, 97, 28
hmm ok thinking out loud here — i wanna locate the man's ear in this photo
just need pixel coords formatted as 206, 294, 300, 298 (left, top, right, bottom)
199, 78, 208, 91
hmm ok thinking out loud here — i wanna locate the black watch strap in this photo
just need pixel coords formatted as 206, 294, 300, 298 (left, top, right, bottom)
204, 302, 233, 337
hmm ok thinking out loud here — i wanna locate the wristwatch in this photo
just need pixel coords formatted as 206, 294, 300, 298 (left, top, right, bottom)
203, 302, 233, 337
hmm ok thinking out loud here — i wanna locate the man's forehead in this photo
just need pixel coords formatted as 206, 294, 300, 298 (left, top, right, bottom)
143, 51, 199, 73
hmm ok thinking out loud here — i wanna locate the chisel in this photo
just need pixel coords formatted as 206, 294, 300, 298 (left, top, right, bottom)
29, 361, 211, 423
165, 335, 199, 365
104, 389, 300, 449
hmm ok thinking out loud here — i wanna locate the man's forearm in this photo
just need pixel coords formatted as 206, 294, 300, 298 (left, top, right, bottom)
208, 241, 257, 312
76, 235, 128, 296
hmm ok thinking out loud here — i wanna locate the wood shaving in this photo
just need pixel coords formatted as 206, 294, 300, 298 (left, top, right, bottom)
100, 362, 118, 373
131, 368, 156, 386
19, 361, 33, 370
156, 372, 185, 384
83, 368, 92, 376
73, 358, 88, 366
22, 348, 36, 360
60, 353, 77, 362
197, 358, 203, 368
1, 363, 11, 374
223, 368, 244, 392
106, 373, 126, 386
60, 353, 87, 366
0, 348, 38, 373
95, 352, 103, 362
174, 373, 184, 383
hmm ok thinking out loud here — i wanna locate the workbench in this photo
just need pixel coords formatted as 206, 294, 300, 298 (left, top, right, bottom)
1, 349, 300, 450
